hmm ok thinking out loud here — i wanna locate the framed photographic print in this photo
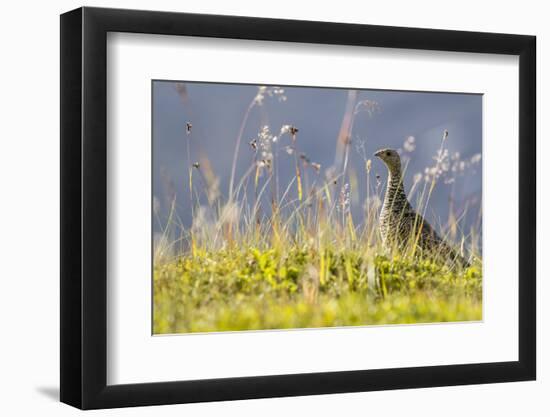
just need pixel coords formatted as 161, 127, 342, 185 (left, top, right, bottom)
60, 6, 536, 409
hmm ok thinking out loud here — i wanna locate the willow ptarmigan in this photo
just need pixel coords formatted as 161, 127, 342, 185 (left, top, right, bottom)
374, 148, 469, 268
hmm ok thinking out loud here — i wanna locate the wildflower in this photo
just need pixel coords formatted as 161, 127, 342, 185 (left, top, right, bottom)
403, 135, 416, 152
255, 86, 287, 105
443, 129, 449, 141
470, 153, 482, 164
338, 183, 351, 214
366, 159, 372, 173
192, 162, 200, 169
354, 99, 381, 117
424, 166, 440, 182
300, 154, 310, 164
435, 148, 449, 164
186, 122, 192, 135
289, 126, 299, 137
280, 125, 291, 135
257, 126, 274, 163
311, 162, 321, 173
413, 173, 422, 184
254, 86, 268, 105
269, 87, 287, 102
249, 139, 257, 151
284, 146, 294, 155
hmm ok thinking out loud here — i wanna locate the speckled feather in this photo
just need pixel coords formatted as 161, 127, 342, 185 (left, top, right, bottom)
376, 148, 468, 268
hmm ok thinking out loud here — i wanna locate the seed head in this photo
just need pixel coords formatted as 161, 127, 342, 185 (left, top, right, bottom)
403, 135, 416, 152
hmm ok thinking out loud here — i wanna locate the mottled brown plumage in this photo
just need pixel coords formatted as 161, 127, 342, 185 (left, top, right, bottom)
375, 148, 468, 268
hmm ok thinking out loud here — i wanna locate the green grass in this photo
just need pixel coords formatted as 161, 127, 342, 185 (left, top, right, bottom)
153, 245, 482, 334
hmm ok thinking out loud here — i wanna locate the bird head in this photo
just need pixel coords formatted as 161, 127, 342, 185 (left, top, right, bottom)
374, 148, 402, 173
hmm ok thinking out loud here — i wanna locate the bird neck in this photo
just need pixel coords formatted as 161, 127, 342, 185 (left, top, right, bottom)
385, 168, 409, 208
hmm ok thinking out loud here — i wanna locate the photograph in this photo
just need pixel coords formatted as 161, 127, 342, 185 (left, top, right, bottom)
152, 81, 483, 334
52, 4, 539, 412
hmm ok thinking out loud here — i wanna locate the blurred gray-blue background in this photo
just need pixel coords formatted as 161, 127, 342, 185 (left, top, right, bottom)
153, 81, 482, 239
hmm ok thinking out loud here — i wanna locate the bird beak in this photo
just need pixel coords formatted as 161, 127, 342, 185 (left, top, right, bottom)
374, 150, 383, 158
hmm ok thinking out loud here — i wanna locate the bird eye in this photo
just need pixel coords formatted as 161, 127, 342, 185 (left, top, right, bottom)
386, 151, 391, 157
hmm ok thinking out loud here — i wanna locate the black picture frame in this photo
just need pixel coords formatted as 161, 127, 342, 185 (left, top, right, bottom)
60, 6, 536, 410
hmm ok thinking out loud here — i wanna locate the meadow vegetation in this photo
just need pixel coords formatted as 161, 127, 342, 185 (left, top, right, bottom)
153, 85, 482, 334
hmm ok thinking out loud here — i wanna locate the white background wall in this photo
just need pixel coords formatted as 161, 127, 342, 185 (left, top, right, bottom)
0, 0, 545, 415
